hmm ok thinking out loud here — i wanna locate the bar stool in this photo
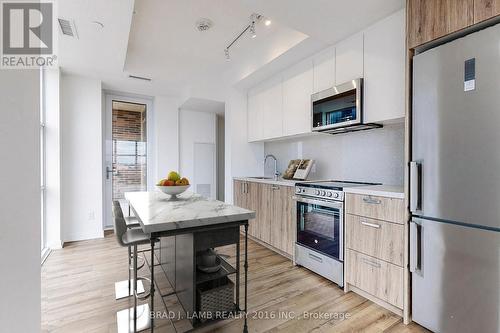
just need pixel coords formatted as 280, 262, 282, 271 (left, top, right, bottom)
113, 201, 157, 333
113, 201, 145, 300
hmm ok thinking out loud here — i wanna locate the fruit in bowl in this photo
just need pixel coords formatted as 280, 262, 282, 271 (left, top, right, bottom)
156, 172, 190, 198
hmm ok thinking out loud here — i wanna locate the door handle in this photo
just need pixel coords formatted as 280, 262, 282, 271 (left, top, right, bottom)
308, 253, 323, 263
410, 161, 422, 212
361, 257, 381, 268
361, 220, 381, 229
410, 220, 421, 273
362, 196, 381, 205
106, 166, 117, 180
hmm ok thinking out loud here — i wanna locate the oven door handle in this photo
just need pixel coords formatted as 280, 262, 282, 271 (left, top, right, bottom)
292, 196, 344, 210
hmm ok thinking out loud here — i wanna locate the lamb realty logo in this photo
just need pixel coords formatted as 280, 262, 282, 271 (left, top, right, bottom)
1, 1, 57, 68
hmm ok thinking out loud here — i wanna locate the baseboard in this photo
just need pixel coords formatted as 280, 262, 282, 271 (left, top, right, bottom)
41, 248, 51, 265
48, 240, 64, 249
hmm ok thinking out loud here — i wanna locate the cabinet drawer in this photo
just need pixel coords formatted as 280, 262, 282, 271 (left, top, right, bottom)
345, 193, 404, 224
345, 214, 404, 266
346, 249, 403, 308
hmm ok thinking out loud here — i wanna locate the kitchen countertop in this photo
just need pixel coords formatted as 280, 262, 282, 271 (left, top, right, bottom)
343, 185, 404, 199
125, 191, 256, 233
233, 176, 303, 187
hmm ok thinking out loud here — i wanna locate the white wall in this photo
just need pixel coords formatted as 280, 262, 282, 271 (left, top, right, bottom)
61, 73, 104, 241
44, 68, 62, 249
224, 88, 265, 203
154, 96, 180, 180
0, 69, 41, 333
179, 109, 217, 198
264, 124, 405, 185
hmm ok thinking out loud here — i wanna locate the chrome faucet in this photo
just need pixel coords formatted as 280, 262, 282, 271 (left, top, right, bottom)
264, 154, 280, 181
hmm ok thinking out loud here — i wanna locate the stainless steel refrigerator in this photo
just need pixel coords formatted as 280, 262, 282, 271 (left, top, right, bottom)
411, 23, 500, 333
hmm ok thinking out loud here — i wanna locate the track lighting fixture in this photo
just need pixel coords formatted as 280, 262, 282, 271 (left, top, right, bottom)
224, 13, 269, 60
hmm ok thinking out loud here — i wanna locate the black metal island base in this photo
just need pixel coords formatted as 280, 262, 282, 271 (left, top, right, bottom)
125, 191, 255, 333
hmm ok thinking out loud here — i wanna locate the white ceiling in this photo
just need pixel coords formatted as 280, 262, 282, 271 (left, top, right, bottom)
180, 98, 225, 115
240, 0, 404, 45
57, 0, 405, 102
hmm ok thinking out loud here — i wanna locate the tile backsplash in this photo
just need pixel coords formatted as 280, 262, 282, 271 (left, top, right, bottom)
264, 124, 404, 185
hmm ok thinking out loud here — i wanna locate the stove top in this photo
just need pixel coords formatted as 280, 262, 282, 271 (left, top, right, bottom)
295, 180, 380, 201
297, 180, 379, 190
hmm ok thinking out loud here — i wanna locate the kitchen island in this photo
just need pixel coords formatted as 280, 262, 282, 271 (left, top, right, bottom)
125, 191, 255, 332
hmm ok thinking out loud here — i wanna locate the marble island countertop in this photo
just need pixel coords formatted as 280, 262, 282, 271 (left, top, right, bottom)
125, 191, 256, 234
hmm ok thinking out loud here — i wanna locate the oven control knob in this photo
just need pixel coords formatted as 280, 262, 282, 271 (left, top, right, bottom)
320, 190, 326, 196
315, 190, 320, 195
333, 192, 339, 198
326, 192, 332, 197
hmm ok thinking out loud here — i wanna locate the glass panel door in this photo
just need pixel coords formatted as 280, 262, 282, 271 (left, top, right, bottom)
111, 101, 147, 214
312, 90, 357, 128
296, 201, 341, 260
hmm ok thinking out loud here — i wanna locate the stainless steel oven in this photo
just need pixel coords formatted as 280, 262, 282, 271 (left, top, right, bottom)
295, 196, 343, 261
294, 180, 379, 287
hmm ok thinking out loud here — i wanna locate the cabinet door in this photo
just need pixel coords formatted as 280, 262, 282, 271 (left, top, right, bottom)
247, 182, 261, 238
233, 180, 246, 207
335, 32, 363, 84
313, 46, 335, 93
260, 76, 283, 140
270, 185, 283, 250
408, 0, 473, 49
282, 59, 313, 136
364, 10, 405, 123
247, 90, 263, 142
474, 0, 500, 23
258, 184, 273, 244
280, 186, 295, 255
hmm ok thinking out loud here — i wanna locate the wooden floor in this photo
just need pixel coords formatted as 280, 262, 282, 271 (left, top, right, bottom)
42, 233, 429, 333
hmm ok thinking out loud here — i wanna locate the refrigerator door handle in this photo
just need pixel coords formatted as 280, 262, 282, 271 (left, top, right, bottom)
410, 220, 421, 273
410, 161, 421, 212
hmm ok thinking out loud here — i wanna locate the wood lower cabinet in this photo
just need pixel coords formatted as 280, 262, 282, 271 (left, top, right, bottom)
474, 0, 500, 23
346, 249, 404, 308
233, 180, 295, 257
345, 193, 407, 318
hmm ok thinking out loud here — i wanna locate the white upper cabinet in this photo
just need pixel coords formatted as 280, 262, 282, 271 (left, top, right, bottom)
364, 9, 405, 123
247, 75, 283, 142
283, 59, 313, 136
260, 76, 283, 140
335, 32, 364, 84
313, 46, 335, 93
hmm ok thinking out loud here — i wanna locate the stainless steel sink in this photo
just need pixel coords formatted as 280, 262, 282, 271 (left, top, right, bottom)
247, 176, 272, 180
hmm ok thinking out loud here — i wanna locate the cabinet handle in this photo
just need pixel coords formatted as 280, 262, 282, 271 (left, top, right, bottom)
361, 257, 381, 268
361, 220, 381, 229
271, 185, 280, 190
362, 196, 381, 205
308, 253, 323, 263
245, 182, 249, 193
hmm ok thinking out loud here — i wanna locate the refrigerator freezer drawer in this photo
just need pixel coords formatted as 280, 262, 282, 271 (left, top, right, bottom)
345, 193, 405, 224
345, 214, 405, 266
411, 218, 500, 333
346, 249, 404, 308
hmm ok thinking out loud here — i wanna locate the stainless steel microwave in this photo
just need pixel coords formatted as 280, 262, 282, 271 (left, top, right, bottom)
312, 78, 377, 134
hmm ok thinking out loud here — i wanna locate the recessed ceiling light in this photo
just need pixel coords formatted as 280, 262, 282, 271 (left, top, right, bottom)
196, 18, 213, 32
264, 19, 271, 26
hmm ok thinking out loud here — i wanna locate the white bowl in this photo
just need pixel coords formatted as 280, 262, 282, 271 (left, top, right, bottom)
156, 185, 190, 197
